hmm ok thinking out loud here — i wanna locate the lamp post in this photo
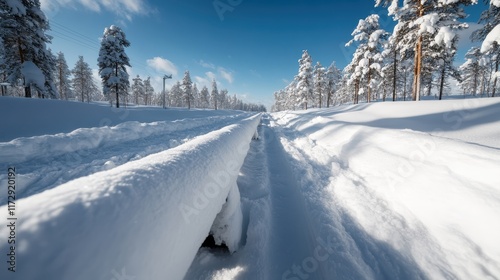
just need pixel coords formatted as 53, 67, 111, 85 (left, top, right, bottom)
163, 74, 172, 109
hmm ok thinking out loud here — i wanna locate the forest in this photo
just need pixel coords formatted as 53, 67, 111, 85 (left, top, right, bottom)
272, 0, 500, 111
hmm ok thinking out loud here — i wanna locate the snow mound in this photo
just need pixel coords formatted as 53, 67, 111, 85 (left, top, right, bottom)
0, 114, 261, 280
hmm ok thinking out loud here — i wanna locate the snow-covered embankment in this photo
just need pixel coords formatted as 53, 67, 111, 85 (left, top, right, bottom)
0, 114, 261, 280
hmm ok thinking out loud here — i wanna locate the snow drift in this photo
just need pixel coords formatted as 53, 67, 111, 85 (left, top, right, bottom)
0, 114, 261, 280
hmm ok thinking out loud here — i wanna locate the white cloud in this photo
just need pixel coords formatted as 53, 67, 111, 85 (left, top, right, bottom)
199, 60, 215, 69
40, 0, 153, 20
218, 67, 234, 84
194, 72, 217, 90
146, 57, 178, 76
206, 71, 216, 81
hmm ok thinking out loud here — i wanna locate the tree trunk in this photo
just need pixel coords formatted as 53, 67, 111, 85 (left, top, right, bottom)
115, 64, 120, 108
438, 62, 445, 100
367, 66, 372, 103
492, 59, 498, 97
392, 49, 397, 102
25, 85, 31, 98
354, 79, 360, 105
412, 34, 423, 101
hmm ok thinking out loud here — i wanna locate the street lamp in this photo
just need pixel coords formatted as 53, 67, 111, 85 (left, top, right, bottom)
163, 74, 172, 109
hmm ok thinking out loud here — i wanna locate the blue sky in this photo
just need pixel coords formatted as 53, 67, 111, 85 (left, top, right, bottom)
41, 0, 487, 108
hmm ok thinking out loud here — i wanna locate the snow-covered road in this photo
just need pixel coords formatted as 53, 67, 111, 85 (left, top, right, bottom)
187, 98, 500, 280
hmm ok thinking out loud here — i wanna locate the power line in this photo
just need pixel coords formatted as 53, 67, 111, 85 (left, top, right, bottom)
48, 21, 156, 78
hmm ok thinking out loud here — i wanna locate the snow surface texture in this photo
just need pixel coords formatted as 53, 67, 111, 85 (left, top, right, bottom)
0, 97, 261, 280
187, 98, 500, 280
1, 97, 500, 280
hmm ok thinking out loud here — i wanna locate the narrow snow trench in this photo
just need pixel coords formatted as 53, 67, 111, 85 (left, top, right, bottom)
184, 115, 325, 280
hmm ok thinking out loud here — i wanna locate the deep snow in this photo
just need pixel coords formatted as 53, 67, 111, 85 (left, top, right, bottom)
1, 96, 500, 280
187, 97, 500, 280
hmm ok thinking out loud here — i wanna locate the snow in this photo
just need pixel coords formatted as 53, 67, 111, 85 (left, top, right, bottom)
435, 26, 456, 49
20, 61, 45, 89
481, 24, 500, 53
0, 97, 260, 279
1, 96, 500, 279
5, 0, 26, 15
187, 97, 500, 279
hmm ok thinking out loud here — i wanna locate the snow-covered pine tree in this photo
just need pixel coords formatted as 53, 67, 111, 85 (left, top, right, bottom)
192, 83, 199, 108
313, 62, 326, 108
98, 25, 131, 108
219, 89, 228, 109
182, 70, 193, 109
72, 56, 98, 102
200, 86, 210, 109
325, 62, 342, 107
473, 0, 500, 97
54, 52, 72, 100
459, 47, 484, 96
131, 75, 144, 105
143, 77, 154, 105
346, 14, 388, 103
376, 0, 476, 101
296, 50, 313, 110
169, 81, 182, 107
0, 0, 54, 98
211, 79, 218, 110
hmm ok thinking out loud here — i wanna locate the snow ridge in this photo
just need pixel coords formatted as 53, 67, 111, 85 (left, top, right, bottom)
0, 114, 261, 280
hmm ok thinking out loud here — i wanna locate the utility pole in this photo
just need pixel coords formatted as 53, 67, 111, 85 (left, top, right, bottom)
163, 74, 172, 109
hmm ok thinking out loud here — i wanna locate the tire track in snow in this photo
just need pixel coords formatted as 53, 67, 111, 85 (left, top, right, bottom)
261, 115, 329, 280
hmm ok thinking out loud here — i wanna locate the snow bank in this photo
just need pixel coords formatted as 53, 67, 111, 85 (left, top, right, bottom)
0, 96, 243, 141
0, 114, 261, 280
0, 114, 246, 164
272, 98, 500, 279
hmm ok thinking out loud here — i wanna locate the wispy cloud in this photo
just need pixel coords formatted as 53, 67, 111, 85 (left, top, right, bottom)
146, 57, 178, 76
40, 0, 154, 21
218, 67, 234, 84
199, 60, 216, 70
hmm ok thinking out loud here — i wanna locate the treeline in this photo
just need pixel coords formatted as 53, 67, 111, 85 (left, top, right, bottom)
273, 0, 499, 111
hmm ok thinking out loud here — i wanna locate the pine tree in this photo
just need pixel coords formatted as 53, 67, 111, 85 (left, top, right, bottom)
325, 63, 342, 107
473, 0, 500, 97
219, 89, 228, 109
143, 77, 154, 105
296, 50, 313, 109
169, 81, 182, 107
192, 83, 199, 108
459, 47, 483, 96
376, 0, 476, 101
98, 25, 131, 108
182, 70, 193, 109
346, 14, 388, 103
131, 75, 144, 105
313, 62, 326, 108
211, 79, 218, 110
0, 0, 54, 98
54, 51, 72, 100
200, 86, 210, 109
72, 56, 98, 103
